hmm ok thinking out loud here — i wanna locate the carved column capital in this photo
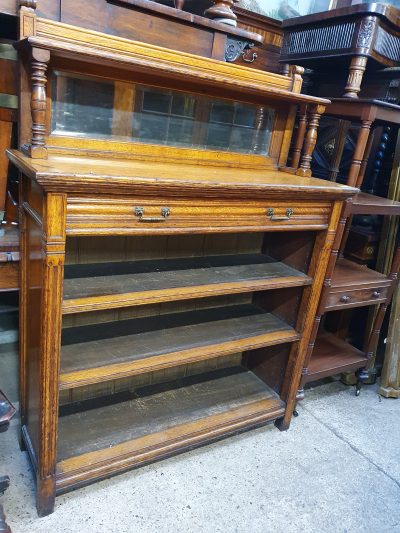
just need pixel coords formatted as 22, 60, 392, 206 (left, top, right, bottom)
205, 0, 238, 27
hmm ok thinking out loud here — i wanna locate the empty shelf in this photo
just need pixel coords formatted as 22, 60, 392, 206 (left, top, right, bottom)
56, 367, 285, 489
303, 332, 367, 383
60, 304, 299, 389
350, 192, 400, 216
62, 254, 311, 314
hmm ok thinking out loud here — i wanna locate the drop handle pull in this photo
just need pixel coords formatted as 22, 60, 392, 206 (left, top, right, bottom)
134, 206, 170, 222
267, 208, 293, 221
340, 295, 351, 303
372, 290, 381, 298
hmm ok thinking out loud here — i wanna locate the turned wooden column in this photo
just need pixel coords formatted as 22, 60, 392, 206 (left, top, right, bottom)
296, 104, 325, 177
346, 120, 372, 187
291, 105, 308, 169
343, 56, 368, 98
29, 47, 50, 159
327, 120, 351, 182
204, 0, 238, 26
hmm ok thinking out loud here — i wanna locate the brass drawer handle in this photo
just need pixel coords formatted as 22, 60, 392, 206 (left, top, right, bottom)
267, 208, 293, 221
134, 206, 170, 222
340, 295, 351, 303
372, 290, 381, 298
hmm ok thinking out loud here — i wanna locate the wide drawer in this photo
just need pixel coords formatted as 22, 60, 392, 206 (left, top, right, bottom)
66, 197, 331, 235
322, 285, 389, 312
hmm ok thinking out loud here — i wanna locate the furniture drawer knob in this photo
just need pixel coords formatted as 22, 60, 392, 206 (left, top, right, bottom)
340, 295, 351, 303
134, 206, 170, 222
267, 208, 293, 221
372, 290, 381, 298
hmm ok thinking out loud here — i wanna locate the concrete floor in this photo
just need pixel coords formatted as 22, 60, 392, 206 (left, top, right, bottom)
0, 379, 399, 533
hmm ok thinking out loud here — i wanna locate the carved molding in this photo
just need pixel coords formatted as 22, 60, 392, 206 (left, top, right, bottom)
356, 16, 375, 49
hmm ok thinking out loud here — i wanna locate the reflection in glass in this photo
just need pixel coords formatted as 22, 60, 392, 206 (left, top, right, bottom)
51, 71, 274, 155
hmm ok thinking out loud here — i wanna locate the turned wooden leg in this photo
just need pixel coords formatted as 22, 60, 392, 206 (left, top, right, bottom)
204, 0, 237, 26
327, 120, 350, 182
296, 104, 325, 177
343, 56, 368, 98
346, 120, 372, 187
291, 105, 308, 170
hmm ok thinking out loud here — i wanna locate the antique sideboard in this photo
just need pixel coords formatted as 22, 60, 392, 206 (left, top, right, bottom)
8, 3, 356, 516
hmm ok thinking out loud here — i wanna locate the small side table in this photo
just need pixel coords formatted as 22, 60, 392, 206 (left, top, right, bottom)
280, 3, 400, 98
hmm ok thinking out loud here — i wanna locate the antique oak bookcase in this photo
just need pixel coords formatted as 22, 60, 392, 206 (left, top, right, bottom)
9, 4, 356, 516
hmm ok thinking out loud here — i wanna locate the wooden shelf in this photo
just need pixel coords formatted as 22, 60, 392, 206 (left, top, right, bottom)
56, 367, 285, 490
60, 304, 299, 389
350, 191, 400, 216
303, 332, 367, 383
62, 254, 312, 314
331, 258, 391, 290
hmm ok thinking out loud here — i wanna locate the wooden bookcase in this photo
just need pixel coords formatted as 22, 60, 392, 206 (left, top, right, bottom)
8, 4, 356, 516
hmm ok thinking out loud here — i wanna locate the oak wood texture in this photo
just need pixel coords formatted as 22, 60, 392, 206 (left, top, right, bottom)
7, 151, 356, 200
62, 254, 312, 314
10, 5, 356, 516
59, 304, 299, 389
56, 368, 285, 490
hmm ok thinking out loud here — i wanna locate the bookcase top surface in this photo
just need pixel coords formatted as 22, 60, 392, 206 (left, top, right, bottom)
8, 150, 357, 200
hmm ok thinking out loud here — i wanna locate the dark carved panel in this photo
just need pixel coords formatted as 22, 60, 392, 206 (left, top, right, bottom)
281, 22, 355, 57
374, 26, 400, 62
356, 16, 376, 49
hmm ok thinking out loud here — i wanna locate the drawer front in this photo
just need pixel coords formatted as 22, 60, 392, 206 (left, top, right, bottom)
66, 197, 331, 235
322, 285, 389, 312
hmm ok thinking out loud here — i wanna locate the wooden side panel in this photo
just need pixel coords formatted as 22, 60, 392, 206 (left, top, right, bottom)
23, 209, 43, 457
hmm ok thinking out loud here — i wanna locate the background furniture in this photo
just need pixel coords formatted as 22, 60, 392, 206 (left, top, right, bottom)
280, 3, 400, 98
9, 4, 355, 515
303, 99, 400, 394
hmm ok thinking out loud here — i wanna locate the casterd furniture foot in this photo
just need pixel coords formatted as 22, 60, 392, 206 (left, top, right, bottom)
343, 56, 368, 98
355, 368, 369, 396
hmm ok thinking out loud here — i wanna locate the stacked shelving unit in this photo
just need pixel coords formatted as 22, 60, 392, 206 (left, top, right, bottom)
9, 4, 355, 516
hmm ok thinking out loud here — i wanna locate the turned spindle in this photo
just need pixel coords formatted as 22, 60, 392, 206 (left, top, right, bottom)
29, 48, 50, 159
204, 0, 238, 26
